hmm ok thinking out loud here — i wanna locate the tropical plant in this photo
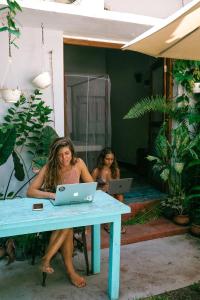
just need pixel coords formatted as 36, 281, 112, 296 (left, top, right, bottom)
147, 121, 199, 202
124, 60, 200, 216
0, 89, 53, 199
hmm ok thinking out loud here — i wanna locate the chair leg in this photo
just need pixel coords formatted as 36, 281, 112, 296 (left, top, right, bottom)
42, 272, 47, 287
81, 228, 90, 275
31, 233, 39, 265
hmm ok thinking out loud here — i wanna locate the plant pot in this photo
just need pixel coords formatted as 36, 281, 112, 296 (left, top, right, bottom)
32, 72, 51, 89
173, 214, 190, 226
0, 88, 21, 103
190, 223, 200, 237
162, 207, 176, 220
192, 82, 200, 93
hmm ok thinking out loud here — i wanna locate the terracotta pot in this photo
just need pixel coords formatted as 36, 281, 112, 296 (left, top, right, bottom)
173, 214, 190, 226
190, 223, 200, 237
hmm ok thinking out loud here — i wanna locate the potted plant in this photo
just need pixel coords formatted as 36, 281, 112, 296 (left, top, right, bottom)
161, 194, 190, 225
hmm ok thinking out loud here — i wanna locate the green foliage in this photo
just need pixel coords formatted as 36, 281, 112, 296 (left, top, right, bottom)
147, 122, 199, 200
12, 150, 25, 181
124, 96, 169, 119
173, 60, 200, 93
161, 193, 189, 215
123, 204, 161, 225
186, 160, 200, 224
0, 125, 16, 165
0, 1, 22, 51
32, 125, 58, 169
0, 89, 53, 198
124, 59, 200, 216
2, 90, 52, 155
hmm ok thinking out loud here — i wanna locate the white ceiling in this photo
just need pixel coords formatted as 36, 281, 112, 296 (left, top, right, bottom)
0, 0, 162, 44
105, 0, 193, 18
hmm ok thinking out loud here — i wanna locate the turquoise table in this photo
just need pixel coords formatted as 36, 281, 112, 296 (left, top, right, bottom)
0, 190, 130, 300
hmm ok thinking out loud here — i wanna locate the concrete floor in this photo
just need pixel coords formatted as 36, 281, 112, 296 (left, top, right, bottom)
0, 234, 200, 300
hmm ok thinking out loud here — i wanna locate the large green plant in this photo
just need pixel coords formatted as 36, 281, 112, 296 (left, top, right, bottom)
147, 122, 199, 200
124, 60, 200, 215
0, 89, 53, 199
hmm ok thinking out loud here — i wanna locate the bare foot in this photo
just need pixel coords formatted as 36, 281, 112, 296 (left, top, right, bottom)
121, 225, 126, 234
41, 259, 54, 274
104, 224, 110, 233
69, 271, 86, 288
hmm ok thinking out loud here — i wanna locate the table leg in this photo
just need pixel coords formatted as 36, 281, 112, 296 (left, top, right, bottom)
108, 217, 121, 300
91, 224, 101, 274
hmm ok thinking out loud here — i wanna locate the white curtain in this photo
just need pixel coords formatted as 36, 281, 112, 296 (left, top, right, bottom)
65, 74, 111, 170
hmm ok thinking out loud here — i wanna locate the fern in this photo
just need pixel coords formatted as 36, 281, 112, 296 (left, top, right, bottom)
124, 96, 170, 119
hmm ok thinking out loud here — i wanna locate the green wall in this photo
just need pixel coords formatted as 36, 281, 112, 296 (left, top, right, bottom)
64, 45, 106, 74
106, 49, 153, 164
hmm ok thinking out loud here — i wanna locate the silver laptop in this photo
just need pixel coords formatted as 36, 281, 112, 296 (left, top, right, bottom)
50, 182, 97, 206
108, 178, 133, 194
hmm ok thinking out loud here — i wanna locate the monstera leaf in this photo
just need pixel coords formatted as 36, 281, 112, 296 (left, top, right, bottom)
12, 151, 25, 181
37, 125, 59, 156
0, 126, 16, 166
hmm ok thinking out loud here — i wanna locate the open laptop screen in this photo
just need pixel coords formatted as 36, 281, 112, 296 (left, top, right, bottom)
108, 178, 133, 195
51, 182, 97, 206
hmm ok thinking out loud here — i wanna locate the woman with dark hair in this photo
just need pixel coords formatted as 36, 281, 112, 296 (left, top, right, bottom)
27, 137, 93, 288
91, 147, 126, 233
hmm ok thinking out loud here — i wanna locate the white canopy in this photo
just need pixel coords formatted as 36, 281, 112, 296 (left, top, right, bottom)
123, 0, 200, 60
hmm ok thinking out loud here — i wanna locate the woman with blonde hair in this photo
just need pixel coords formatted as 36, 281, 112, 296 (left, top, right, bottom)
27, 137, 93, 288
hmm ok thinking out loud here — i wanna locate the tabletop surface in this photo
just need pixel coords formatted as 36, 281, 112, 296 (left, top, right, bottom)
0, 191, 130, 236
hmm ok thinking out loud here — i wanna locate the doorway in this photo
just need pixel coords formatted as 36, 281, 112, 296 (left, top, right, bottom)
63, 43, 169, 187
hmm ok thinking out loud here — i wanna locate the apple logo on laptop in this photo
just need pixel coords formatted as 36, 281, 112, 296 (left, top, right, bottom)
73, 192, 79, 197
59, 186, 65, 192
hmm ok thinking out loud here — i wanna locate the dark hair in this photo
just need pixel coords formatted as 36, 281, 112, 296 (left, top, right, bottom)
96, 147, 118, 178
44, 137, 77, 190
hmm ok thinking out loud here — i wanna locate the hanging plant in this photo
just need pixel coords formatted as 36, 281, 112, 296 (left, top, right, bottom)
0, 0, 22, 49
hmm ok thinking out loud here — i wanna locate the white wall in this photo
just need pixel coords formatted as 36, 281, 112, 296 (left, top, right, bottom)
105, 0, 193, 18
0, 27, 64, 197
0, 27, 64, 136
